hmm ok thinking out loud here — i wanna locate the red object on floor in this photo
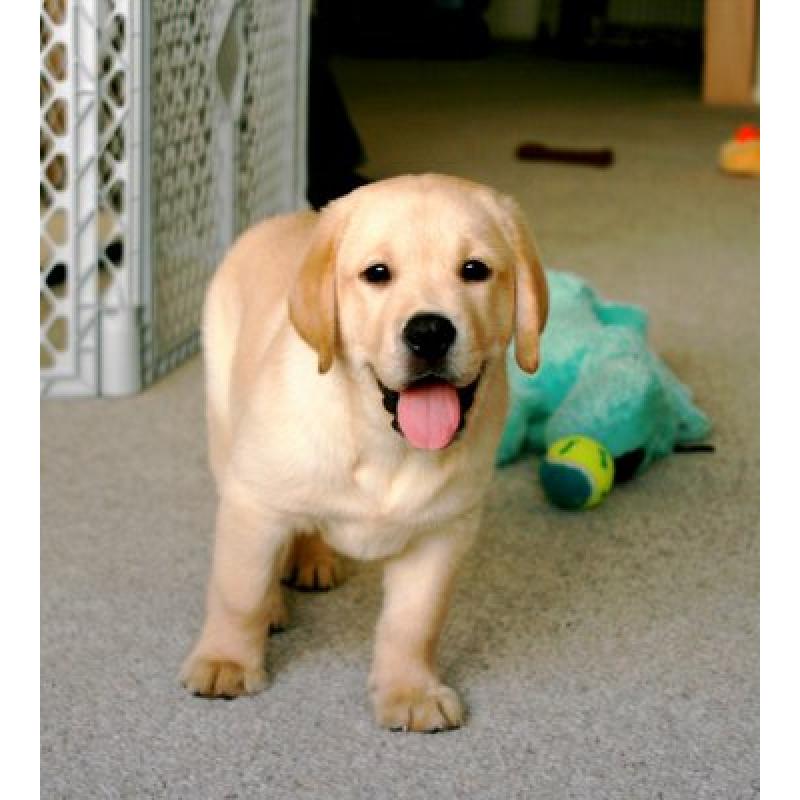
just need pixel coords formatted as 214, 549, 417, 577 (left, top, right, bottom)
734, 124, 759, 143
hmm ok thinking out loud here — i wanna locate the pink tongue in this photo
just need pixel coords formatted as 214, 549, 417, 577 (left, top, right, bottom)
397, 382, 461, 450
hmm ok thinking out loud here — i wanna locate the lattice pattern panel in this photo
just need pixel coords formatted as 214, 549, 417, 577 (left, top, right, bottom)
41, 0, 309, 395
97, 0, 135, 309
40, 1, 69, 372
144, 0, 221, 384
237, 0, 304, 232
40, 0, 101, 395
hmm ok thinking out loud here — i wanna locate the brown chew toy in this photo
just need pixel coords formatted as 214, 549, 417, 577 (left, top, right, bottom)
516, 142, 614, 168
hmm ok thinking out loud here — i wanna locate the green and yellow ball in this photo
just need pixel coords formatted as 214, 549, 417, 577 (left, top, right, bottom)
539, 435, 615, 510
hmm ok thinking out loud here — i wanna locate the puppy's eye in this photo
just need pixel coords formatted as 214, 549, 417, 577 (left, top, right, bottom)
361, 263, 392, 285
460, 259, 492, 283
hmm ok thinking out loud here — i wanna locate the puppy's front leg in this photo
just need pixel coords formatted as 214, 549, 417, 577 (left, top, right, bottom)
369, 511, 480, 732
181, 482, 289, 698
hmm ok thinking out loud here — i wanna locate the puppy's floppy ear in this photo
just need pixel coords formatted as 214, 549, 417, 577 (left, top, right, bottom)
489, 192, 549, 374
288, 202, 345, 374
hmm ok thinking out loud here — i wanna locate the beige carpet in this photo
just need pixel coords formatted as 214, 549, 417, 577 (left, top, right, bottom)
41, 53, 759, 798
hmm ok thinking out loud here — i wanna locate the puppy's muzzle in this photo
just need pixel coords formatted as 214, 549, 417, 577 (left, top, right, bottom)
402, 312, 457, 364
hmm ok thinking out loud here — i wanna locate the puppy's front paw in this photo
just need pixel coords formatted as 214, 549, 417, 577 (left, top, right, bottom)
372, 683, 464, 733
180, 654, 268, 698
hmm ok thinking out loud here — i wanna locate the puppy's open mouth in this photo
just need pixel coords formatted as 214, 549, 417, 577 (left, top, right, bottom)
374, 371, 481, 451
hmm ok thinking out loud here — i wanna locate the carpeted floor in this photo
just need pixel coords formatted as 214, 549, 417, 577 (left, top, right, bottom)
41, 53, 759, 799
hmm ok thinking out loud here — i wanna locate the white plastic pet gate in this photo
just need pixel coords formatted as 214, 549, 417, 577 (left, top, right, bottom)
40, 0, 309, 396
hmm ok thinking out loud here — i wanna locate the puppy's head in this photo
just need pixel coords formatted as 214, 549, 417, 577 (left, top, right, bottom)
289, 174, 548, 450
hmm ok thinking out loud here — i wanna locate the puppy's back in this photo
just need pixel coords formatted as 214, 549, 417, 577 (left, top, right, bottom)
203, 210, 318, 481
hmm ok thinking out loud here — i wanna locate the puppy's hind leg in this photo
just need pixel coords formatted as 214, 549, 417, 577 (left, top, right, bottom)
282, 532, 345, 591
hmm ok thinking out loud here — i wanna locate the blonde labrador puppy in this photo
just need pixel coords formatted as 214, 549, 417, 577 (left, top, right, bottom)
181, 174, 548, 732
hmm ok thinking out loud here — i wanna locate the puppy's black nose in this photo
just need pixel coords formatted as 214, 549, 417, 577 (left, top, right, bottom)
402, 313, 457, 362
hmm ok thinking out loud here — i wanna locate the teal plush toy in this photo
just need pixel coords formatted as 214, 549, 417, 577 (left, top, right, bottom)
497, 270, 712, 482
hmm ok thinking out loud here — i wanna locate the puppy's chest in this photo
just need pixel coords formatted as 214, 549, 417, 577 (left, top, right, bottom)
319, 454, 478, 560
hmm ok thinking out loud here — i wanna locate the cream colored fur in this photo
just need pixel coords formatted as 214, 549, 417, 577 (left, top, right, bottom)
180, 174, 547, 731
